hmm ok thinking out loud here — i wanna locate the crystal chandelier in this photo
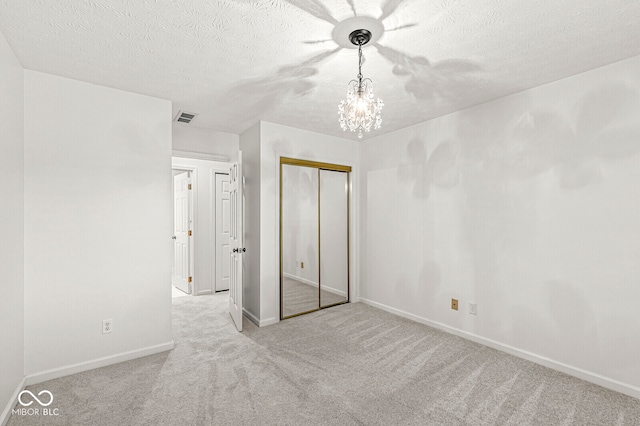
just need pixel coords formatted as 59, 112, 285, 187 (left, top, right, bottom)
338, 29, 384, 139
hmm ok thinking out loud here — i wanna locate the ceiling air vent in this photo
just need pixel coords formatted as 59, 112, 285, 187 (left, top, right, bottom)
174, 111, 198, 124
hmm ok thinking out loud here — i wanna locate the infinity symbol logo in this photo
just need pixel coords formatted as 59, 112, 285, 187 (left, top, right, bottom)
18, 390, 53, 407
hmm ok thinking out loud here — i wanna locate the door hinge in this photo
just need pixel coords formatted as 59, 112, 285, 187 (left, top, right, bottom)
188, 230, 192, 236
188, 184, 192, 190
188, 276, 192, 283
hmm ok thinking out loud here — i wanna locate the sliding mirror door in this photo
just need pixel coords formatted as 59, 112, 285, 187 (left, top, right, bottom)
280, 158, 351, 320
319, 169, 349, 308
281, 164, 319, 318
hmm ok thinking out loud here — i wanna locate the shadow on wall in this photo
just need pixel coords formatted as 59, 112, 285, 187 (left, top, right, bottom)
394, 82, 640, 287
469, 82, 640, 188
399, 82, 640, 200
393, 82, 640, 362
468, 85, 640, 360
397, 138, 460, 198
394, 258, 442, 313
512, 279, 640, 377
544, 279, 598, 363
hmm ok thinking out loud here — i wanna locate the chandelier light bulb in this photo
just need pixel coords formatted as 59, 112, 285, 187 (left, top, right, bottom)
338, 29, 383, 139
356, 95, 367, 112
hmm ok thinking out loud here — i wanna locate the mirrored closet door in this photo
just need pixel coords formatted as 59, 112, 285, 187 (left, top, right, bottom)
280, 158, 350, 319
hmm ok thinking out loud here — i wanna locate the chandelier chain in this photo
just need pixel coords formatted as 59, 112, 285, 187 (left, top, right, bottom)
357, 42, 363, 82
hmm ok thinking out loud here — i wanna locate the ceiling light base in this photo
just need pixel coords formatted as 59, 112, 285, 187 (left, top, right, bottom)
332, 16, 384, 49
349, 29, 371, 46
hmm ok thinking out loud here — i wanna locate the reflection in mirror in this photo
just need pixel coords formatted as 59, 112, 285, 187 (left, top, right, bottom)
281, 164, 319, 317
280, 158, 351, 320
320, 170, 348, 308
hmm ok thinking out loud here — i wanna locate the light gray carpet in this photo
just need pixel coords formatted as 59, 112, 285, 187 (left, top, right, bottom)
8, 293, 640, 425
282, 277, 346, 317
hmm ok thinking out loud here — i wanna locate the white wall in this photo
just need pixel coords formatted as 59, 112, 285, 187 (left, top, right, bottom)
0, 30, 24, 422
23, 71, 174, 379
172, 157, 231, 295
239, 122, 261, 322
360, 55, 640, 397
172, 123, 238, 160
259, 121, 358, 325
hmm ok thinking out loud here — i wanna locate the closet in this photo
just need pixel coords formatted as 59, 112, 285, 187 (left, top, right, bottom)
280, 157, 350, 319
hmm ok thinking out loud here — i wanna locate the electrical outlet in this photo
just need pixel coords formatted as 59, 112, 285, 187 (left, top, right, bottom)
102, 319, 113, 334
451, 299, 458, 310
469, 303, 477, 315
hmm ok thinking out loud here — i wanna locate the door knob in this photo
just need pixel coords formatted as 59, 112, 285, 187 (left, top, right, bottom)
172, 236, 176, 240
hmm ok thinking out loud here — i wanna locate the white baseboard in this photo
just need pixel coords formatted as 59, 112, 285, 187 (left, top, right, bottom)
1, 376, 26, 426
322, 287, 347, 298
259, 317, 278, 327
283, 273, 347, 297
359, 298, 640, 400
243, 308, 260, 327
25, 341, 175, 386
283, 272, 317, 288
243, 308, 278, 327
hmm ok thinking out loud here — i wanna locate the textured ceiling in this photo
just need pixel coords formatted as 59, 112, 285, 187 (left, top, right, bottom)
1, 0, 640, 140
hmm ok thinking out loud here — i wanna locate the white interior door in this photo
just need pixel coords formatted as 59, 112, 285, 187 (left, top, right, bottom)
172, 171, 191, 294
229, 152, 243, 331
215, 173, 231, 292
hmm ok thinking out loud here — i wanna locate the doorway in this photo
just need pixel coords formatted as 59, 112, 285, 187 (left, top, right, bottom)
215, 172, 231, 292
280, 157, 351, 319
172, 169, 193, 296
172, 157, 234, 296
